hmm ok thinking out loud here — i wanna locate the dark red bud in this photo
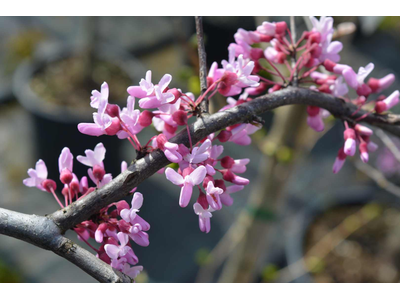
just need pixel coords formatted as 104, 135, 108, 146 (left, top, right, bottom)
42, 179, 57, 193
368, 78, 380, 93
139, 110, 154, 127
217, 130, 232, 143
93, 165, 105, 181
375, 101, 387, 114
214, 179, 226, 192
172, 110, 188, 126
221, 156, 235, 169
323, 59, 336, 72
275, 22, 287, 35
307, 106, 320, 117
60, 169, 73, 185
106, 104, 120, 118
105, 118, 121, 136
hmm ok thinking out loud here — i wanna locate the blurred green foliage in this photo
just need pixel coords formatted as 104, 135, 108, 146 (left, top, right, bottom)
0, 260, 21, 283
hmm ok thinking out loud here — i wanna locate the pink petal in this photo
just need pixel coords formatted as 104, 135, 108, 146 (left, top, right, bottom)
104, 244, 120, 259
131, 192, 143, 210
179, 182, 193, 208
189, 166, 207, 186
165, 167, 184, 185
77, 123, 104, 137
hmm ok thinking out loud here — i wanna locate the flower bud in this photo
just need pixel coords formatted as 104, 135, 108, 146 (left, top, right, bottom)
139, 110, 154, 127
275, 22, 287, 35
217, 130, 232, 143
343, 128, 356, 156
214, 179, 226, 192
359, 142, 369, 163
42, 179, 57, 193
221, 156, 235, 169
60, 169, 73, 184
172, 110, 188, 126
93, 165, 105, 181
332, 147, 347, 174
106, 104, 120, 118
105, 117, 121, 136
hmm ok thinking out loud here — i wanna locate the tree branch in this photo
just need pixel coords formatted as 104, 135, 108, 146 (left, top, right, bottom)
50, 87, 400, 233
3, 87, 400, 282
0, 208, 132, 282
195, 16, 209, 113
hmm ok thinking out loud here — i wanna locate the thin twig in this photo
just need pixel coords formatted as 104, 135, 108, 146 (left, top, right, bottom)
195, 16, 209, 114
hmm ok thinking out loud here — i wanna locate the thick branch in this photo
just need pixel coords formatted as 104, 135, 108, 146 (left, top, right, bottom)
0, 208, 132, 283
50, 87, 400, 233
195, 16, 209, 113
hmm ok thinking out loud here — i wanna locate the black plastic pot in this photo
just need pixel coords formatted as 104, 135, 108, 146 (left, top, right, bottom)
13, 43, 145, 179
283, 184, 400, 282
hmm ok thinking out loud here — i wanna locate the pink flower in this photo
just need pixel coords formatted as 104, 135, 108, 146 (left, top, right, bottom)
117, 96, 143, 139
120, 192, 143, 224
104, 232, 132, 260
343, 63, 374, 96
77, 143, 106, 169
309, 16, 334, 42
153, 134, 182, 163
205, 181, 224, 210
256, 21, 287, 36
228, 124, 261, 145
78, 84, 121, 137
23, 159, 48, 191
330, 76, 348, 97
165, 166, 207, 207
59, 147, 74, 184
368, 74, 395, 94
127, 71, 175, 109
182, 139, 212, 164
90, 82, 109, 109
332, 147, 347, 174
375, 90, 400, 113
193, 203, 214, 233
343, 128, 356, 156
218, 54, 260, 96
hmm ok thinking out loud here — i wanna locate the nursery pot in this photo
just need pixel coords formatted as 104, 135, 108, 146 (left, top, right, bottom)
283, 184, 400, 283
13, 43, 145, 179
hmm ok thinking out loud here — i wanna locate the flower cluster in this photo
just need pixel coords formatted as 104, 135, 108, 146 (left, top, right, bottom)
23, 143, 148, 281
225, 16, 398, 173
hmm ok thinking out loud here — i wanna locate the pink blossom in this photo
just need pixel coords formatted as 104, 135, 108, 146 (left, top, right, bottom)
309, 16, 334, 42
375, 90, 400, 113
206, 181, 224, 210
77, 143, 106, 169
120, 192, 143, 224
330, 76, 348, 97
343, 128, 356, 156
193, 203, 213, 233
228, 124, 261, 145
104, 232, 131, 260
78, 84, 121, 137
90, 82, 109, 109
343, 63, 374, 96
117, 96, 143, 139
127, 71, 175, 109
165, 166, 207, 207
23, 159, 48, 191
153, 134, 182, 163
368, 74, 395, 93
332, 147, 347, 174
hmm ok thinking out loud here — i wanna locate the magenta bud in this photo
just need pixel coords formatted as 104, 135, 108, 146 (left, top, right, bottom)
105, 118, 121, 136
214, 179, 226, 192
197, 191, 209, 210
275, 22, 287, 35
222, 170, 235, 182
42, 179, 57, 193
116, 200, 130, 215
323, 59, 336, 72
93, 165, 105, 181
202, 175, 214, 189
60, 169, 73, 185
375, 101, 387, 114
217, 130, 232, 143
118, 219, 132, 233
168, 88, 182, 104
172, 110, 188, 126
221, 156, 235, 169
139, 110, 154, 127
106, 104, 120, 118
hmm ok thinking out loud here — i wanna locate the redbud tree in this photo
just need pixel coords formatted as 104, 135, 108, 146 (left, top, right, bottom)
1, 16, 399, 283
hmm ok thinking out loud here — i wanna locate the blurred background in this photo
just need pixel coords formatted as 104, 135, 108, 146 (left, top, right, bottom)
1, 16, 400, 283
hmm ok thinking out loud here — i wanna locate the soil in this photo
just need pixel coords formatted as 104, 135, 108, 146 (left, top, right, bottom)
304, 204, 400, 283
30, 55, 132, 111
